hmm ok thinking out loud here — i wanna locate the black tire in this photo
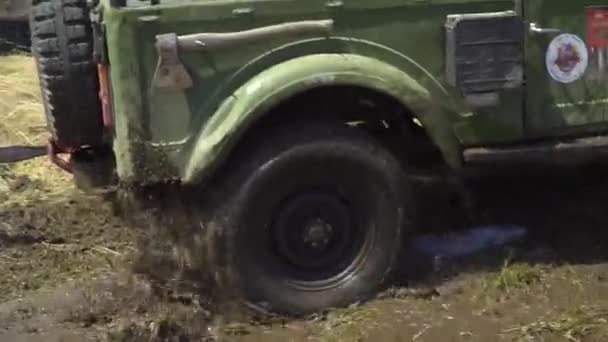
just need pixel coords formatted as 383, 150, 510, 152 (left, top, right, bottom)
29, 0, 103, 148
211, 121, 415, 316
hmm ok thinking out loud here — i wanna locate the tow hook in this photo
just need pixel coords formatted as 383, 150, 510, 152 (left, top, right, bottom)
46, 139, 74, 173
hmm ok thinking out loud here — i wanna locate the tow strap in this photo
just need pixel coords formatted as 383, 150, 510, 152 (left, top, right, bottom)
0, 139, 73, 173
0, 145, 46, 163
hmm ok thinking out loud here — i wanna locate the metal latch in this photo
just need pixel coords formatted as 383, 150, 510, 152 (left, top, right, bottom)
152, 33, 194, 91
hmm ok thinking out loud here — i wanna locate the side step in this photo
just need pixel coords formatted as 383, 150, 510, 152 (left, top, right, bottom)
463, 135, 608, 165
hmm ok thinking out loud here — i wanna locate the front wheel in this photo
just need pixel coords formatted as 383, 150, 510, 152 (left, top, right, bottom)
213, 121, 416, 316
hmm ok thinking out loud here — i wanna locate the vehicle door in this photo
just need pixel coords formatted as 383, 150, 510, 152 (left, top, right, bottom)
525, 0, 608, 138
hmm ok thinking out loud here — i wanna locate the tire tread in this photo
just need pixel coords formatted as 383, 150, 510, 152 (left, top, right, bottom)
30, 0, 103, 148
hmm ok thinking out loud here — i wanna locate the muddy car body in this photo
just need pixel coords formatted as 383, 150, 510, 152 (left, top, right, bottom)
21, 0, 608, 315
0, 0, 30, 51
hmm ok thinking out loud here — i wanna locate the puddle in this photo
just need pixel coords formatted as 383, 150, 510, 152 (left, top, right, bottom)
413, 225, 528, 260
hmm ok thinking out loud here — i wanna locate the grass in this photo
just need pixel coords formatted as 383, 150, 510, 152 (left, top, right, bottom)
481, 259, 544, 294
0, 53, 67, 201
0, 53, 46, 146
504, 306, 608, 342
310, 305, 378, 342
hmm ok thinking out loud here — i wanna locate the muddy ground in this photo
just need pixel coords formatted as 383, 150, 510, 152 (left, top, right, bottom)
2, 54, 608, 342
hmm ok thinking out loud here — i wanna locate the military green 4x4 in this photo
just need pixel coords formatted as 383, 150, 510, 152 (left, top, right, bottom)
25, 0, 608, 315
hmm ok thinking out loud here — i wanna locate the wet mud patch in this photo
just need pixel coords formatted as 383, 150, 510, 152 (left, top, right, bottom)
0, 54, 222, 341
0, 180, 135, 302
225, 164, 608, 342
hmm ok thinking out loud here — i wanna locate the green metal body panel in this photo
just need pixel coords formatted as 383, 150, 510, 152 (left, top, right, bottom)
525, 0, 608, 139
97, 0, 608, 185
184, 52, 456, 183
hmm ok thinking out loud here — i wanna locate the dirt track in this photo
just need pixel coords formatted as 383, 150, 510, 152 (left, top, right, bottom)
2, 55, 608, 342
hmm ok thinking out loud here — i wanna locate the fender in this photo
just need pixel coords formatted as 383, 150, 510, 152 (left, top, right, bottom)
183, 53, 461, 184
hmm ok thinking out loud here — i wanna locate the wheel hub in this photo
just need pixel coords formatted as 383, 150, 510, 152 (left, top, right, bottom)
302, 218, 333, 250
272, 192, 357, 276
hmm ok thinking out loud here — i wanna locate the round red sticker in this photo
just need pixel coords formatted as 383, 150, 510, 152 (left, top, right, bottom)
546, 33, 588, 84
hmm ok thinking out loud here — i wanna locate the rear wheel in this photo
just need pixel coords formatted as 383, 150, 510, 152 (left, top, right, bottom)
210, 121, 416, 316
29, 0, 103, 148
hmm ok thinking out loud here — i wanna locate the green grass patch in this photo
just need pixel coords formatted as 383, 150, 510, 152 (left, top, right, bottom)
482, 259, 543, 294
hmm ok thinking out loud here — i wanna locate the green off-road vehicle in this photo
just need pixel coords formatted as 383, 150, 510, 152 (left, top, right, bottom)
16, 0, 608, 315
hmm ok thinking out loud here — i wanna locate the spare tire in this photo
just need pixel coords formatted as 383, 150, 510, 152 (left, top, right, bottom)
30, 0, 104, 148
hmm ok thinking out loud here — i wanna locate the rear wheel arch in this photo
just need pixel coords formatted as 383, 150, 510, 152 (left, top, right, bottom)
184, 53, 459, 184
